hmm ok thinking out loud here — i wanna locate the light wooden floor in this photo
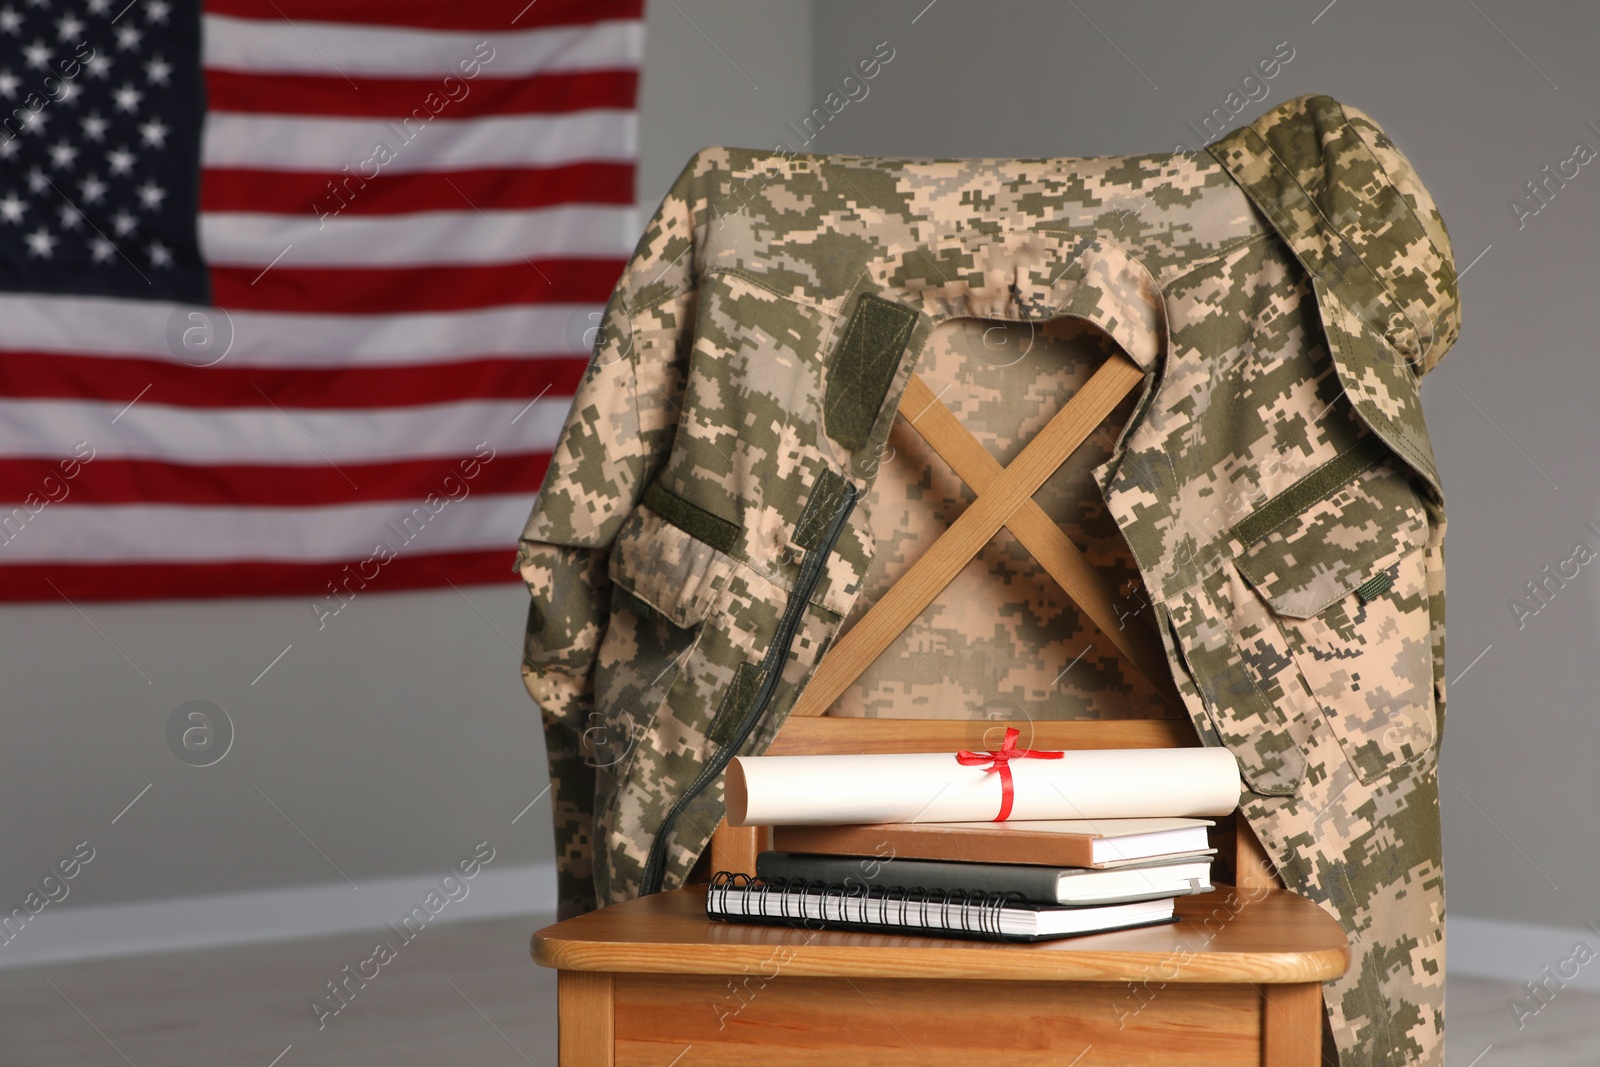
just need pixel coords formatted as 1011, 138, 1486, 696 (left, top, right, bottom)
0, 915, 1595, 1065
1446, 974, 1600, 1066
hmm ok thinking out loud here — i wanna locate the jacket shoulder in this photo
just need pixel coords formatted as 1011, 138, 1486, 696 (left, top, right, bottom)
620, 146, 825, 308
1213, 93, 1460, 375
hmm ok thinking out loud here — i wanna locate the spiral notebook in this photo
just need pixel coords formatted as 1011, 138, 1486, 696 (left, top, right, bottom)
704, 872, 1180, 943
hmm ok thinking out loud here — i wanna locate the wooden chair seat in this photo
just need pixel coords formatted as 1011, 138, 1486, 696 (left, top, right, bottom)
534, 883, 1347, 1066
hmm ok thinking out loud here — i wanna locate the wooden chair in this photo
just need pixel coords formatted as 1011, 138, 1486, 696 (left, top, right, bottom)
533, 351, 1349, 1065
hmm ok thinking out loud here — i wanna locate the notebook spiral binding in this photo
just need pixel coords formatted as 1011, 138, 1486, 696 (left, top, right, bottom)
704, 870, 1028, 943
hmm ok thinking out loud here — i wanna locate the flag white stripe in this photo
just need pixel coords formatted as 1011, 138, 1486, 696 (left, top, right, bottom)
0, 295, 601, 365
2, 496, 534, 563
201, 111, 635, 172
202, 16, 644, 77
199, 206, 634, 267
0, 398, 567, 464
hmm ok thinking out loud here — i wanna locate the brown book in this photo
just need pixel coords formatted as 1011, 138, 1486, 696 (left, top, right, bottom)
770, 818, 1214, 870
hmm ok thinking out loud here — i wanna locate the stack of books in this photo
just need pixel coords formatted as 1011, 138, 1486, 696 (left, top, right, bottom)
706, 816, 1217, 942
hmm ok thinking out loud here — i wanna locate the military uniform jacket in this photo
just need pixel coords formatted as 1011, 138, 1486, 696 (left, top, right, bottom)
517, 94, 1459, 1066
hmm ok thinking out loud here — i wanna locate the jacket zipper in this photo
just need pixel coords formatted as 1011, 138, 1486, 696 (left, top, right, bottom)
639, 478, 859, 895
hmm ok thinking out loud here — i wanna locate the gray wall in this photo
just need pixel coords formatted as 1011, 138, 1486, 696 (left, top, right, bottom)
809, 0, 1600, 930
4, 0, 1596, 937
0, 0, 814, 914
637, 3, 813, 219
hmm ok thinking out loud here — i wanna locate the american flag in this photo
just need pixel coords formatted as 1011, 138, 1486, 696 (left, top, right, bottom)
0, 0, 641, 600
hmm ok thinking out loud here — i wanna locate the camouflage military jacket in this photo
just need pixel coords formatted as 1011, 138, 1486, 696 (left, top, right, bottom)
518, 93, 1459, 1066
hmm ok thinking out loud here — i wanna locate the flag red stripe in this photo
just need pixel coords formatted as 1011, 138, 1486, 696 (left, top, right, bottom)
209, 258, 626, 314
1, 550, 522, 603
204, 0, 642, 31
0, 351, 587, 409
204, 68, 638, 118
200, 163, 634, 215
0, 453, 550, 507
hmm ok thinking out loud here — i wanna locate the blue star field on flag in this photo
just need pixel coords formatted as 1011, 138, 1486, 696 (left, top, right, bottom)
0, 0, 207, 302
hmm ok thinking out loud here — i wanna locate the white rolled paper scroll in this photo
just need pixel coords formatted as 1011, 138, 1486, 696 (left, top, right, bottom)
725, 746, 1242, 826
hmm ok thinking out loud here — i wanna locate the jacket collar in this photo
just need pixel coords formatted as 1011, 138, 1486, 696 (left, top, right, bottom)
863, 227, 1167, 374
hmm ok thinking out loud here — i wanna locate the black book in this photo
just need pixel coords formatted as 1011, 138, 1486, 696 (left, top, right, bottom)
756, 850, 1212, 907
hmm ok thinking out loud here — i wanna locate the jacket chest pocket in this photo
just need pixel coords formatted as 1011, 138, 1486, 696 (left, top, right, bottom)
1231, 451, 1437, 786
590, 498, 738, 780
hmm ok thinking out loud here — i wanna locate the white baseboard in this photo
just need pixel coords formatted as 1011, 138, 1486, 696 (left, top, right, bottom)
0, 861, 557, 970
1450, 915, 1600, 992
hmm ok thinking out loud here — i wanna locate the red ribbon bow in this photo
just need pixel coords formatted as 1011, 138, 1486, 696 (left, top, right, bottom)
955, 727, 1065, 821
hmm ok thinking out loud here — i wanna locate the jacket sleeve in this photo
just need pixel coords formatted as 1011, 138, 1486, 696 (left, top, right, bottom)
515, 154, 706, 918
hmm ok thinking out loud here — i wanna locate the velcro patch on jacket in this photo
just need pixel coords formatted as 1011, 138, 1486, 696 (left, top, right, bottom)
641, 481, 741, 554
1354, 570, 1394, 604
825, 292, 918, 451
1233, 435, 1388, 547
628, 591, 658, 621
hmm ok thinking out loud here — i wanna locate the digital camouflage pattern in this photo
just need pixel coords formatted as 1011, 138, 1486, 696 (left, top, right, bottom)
517, 93, 1458, 1066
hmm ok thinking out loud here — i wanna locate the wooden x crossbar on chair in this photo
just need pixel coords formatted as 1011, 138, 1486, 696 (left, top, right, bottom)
785, 355, 1179, 721
534, 348, 1349, 1067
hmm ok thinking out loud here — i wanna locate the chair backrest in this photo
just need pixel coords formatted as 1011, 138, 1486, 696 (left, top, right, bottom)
701, 348, 1281, 890
785, 358, 1182, 720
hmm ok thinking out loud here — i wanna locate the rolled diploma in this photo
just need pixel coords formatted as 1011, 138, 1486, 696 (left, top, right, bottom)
725, 747, 1242, 826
